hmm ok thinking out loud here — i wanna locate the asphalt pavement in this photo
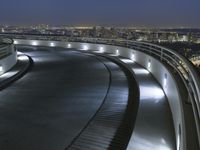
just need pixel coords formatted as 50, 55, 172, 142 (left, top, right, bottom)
0, 46, 111, 150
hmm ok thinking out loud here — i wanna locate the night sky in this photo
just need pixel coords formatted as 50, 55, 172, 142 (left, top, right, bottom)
0, 0, 200, 27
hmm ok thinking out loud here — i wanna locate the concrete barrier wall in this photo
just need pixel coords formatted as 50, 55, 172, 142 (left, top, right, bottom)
15, 39, 186, 150
0, 45, 17, 76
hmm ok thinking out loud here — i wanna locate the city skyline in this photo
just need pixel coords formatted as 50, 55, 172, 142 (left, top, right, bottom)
0, 0, 200, 27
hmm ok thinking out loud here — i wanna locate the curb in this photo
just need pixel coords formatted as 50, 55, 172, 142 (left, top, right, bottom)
0, 54, 33, 90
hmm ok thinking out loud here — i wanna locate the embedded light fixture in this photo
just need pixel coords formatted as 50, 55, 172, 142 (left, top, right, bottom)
164, 73, 167, 87
99, 46, 104, 52
14, 41, 18, 44
148, 60, 151, 69
83, 45, 88, 50
131, 53, 135, 61
32, 41, 38, 46
50, 42, 55, 47
116, 49, 119, 55
0, 66, 3, 72
67, 43, 71, 48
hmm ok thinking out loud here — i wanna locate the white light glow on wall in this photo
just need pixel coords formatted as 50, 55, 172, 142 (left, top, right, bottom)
164, 74, 167, 87
116, 49, 119, 55
83, 45, 88, 50
133, 68, 150, 75
32, 41, 38, 46
164, 78, 167, 87
140, 85, 165, 100
14, 41, 18, 44
0, 66, 3, 72
50, 42, 55, 47
67, 44, 71, 48
148, 60, 151, 69
131, 53, 135, 61
99, 47, 104, 53
120, 58, 134, 64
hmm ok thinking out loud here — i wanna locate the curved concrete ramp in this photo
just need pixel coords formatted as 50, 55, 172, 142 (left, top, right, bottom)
0, 47, 138, 150
0, 47, 110, 150
118, 58, 176, 150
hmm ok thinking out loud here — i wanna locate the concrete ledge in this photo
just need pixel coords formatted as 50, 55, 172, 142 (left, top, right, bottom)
0, 45, 17, 76
0, 54, 32, 89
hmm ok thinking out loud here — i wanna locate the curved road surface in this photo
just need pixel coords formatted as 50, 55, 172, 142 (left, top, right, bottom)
0, 47, 134, 150
0, 46, 114, 150
0, 46, 175, 150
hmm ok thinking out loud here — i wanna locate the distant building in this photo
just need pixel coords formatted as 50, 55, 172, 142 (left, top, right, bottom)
178, 35, 188, 42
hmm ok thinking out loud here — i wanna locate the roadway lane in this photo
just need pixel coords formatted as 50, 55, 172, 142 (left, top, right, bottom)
0, 46, 110, 150
117, 58, 176, 150
67, 56, 137, 150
